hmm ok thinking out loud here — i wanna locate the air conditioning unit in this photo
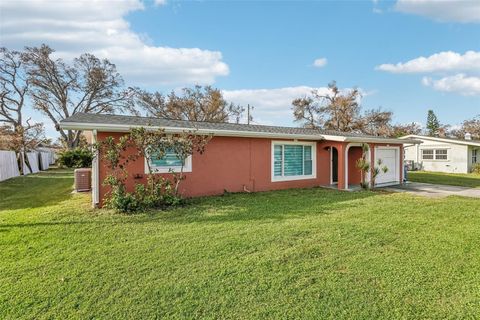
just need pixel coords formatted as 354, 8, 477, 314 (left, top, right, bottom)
74, 168, 91, 192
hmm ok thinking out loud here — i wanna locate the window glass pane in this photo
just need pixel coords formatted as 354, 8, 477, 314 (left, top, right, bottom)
274, 145, 283, 176
284, 145, 304, 176
151, 148, 183, 167
422, 149, 434, 160
435, 149, 448, 160
304, 146, 312, 175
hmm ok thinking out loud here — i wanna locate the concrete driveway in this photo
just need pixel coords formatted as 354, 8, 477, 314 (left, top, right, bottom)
384, 182, 480, 199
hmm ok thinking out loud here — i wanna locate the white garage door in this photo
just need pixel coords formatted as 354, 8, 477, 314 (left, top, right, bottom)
375, 148, 399, 185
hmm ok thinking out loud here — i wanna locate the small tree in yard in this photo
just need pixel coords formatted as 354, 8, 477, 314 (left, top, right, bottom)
168, 132, 210, 194
96, 127, 211, 213
356, 144, 388, 189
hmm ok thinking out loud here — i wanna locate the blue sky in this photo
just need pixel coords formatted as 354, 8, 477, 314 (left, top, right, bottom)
1, 0, 479, 137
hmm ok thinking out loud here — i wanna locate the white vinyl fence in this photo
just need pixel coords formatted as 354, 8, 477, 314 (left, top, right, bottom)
38, 148, 57, 165
40, 152, 50, 170
0, 149, 57, 182
0, 150, 20, 182
22, 152, 40, 175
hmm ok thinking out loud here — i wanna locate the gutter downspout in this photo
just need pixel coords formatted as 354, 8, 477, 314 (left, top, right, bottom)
92, 130, 100, 208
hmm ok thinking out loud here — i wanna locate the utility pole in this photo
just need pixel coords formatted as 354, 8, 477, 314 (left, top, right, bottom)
247, 104, 253, 125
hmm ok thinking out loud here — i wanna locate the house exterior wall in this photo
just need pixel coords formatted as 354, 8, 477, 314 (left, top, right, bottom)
97, 133, 335, 207
94, 131, 404, 207
404, 139, 469, 173
348, 146, 363, 186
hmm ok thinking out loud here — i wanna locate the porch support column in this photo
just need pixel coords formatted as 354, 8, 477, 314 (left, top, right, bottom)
399, 146, 404, 183
369, 143, 375, 186
337, 143, 347, 190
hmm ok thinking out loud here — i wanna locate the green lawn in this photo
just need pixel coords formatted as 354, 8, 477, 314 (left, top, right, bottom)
2, 169, 480, 319
408, 170, 480, 188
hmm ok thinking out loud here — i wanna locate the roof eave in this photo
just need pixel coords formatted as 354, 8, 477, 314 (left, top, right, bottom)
59, 121, 326, 141
345, 136, 422, 144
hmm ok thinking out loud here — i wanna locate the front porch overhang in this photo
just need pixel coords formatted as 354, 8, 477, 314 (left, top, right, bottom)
322, 141, 408, 191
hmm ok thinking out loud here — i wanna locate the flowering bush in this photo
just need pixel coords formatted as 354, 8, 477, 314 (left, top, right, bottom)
96, 127, 210, 213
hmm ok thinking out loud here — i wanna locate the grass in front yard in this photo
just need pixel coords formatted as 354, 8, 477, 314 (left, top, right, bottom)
408, 170, 480, 188
1, 169, 480, 319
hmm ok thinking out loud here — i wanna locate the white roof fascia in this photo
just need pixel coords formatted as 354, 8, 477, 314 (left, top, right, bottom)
400, 135, 480, 147
59, 121, 326, 141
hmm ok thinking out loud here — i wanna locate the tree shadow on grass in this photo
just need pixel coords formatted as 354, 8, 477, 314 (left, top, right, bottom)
0, 220, 93, 229
139, 187, 378, 224
0, 169, 75, 211
0, 181, 377, 229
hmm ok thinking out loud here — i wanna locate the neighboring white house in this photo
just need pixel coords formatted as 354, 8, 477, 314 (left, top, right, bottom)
400, 134, 480, 174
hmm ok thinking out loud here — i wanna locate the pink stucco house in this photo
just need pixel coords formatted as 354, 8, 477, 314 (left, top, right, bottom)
61, 113, 420, 207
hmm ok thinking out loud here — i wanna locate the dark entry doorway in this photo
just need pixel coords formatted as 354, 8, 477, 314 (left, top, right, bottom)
331, 147, 338, 183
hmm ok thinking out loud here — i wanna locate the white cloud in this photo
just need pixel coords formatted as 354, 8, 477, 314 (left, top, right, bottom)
222, 86, 333, 126
376, 51, 480, 74
313, 58, 328, 68
154, 0, 167, 6
0, 0, 229, 87
422, 74, 480, 96
395, 0, 480, 23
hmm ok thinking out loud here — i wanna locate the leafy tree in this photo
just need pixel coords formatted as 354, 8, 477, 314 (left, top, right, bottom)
22, 44, 133, 149
135, 85, 247, 123
0, 47, 45, 173
426, 110, 440, 136
292, 81, 393, 135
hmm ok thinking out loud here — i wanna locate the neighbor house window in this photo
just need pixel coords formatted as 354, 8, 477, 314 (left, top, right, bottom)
421, 149, 434, 160
473, 149, 478, 163
272, 142, 315, 181
146, 148, 192, 173
435, 149, 448, 160
421, 149, 448, 161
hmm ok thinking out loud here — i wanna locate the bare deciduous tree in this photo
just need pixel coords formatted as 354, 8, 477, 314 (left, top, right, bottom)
135, 85, 248, 124
292, 96, 321, 129
23, 44, 133, 149
391, 122, 422, 137
292, 81, 393, 135
450, 116, 480, 140
361, 108, 393, 136
293, 81, 362, 131
0, 47, 45, 173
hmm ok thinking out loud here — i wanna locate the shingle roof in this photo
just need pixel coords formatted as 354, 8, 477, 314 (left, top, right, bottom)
61, 113, 416, 143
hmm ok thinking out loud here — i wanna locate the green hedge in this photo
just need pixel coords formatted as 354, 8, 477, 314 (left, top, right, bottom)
58, 148, 93, 168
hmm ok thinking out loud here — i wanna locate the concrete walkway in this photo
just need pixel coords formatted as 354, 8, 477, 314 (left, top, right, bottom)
384, 182, 480, 199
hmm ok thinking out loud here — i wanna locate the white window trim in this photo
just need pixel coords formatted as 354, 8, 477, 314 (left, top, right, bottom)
472, 149, 478, 164
144, 153, 192, 174
271, 140, 316, 182
421, 148, 450, 162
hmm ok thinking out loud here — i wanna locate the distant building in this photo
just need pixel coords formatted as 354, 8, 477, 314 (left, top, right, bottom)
401, 135, 480, 174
